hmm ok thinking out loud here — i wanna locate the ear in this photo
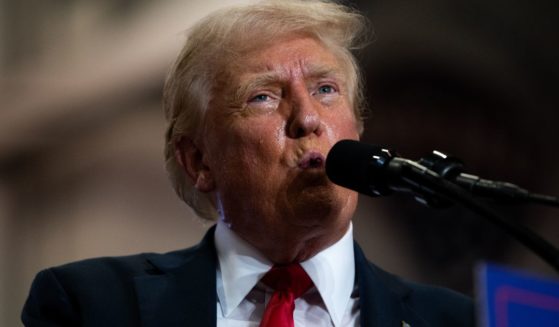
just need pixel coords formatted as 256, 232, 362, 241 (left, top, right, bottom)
174, 137, 215, 193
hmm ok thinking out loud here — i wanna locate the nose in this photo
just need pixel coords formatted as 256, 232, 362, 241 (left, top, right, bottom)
286, 87, 322, 138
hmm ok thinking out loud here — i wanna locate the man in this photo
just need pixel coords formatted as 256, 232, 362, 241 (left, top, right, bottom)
22, 1, 474, 326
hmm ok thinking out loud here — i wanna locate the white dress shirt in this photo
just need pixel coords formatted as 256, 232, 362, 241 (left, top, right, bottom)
214, 221, 360, 327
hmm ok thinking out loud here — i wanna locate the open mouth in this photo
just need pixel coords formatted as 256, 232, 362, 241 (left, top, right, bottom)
298, 152, 325, 169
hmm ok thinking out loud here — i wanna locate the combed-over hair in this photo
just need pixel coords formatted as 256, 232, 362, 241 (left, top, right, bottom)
163, 0, 369, 220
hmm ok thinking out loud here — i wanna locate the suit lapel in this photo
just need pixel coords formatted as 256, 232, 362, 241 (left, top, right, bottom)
134, 226, 218, 327
355, 243, 429, 327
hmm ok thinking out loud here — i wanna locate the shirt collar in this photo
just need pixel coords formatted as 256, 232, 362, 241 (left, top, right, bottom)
214, 221, 355, 327
215, 221, 272, 317
300, 223, 355, 327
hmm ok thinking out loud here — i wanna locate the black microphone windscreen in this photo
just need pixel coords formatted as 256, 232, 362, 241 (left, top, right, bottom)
326, 140, 392, 196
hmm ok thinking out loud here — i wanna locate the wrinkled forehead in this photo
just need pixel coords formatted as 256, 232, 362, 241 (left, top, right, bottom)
217, 35, 349, 88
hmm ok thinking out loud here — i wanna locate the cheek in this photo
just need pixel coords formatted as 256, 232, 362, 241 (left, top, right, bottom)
250, 114, 287, 144
323, 109, 360, 142
215, 118, 287, 167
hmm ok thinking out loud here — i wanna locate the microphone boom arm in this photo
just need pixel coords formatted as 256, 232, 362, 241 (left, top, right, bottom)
392, 159, 559, 273
419, 150, 559, 207
325, 140, 559, 273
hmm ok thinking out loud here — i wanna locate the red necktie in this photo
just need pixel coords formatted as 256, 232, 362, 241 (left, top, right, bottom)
259, 264, 313, 327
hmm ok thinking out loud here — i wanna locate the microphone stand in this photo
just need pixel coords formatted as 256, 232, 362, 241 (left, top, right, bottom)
388, 158, 559, 273
418, 150, 559, 208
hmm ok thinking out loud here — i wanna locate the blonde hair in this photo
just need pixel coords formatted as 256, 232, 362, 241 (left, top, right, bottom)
163, 0, 369, 220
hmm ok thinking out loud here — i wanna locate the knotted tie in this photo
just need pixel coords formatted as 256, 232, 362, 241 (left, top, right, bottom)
259, 264, 313, 327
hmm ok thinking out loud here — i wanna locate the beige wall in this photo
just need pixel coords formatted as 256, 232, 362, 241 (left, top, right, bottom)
1, 106, 211, 326
0, 1, 252, 325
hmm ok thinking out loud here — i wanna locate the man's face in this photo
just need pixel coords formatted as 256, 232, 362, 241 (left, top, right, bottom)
198, 36, 360, 258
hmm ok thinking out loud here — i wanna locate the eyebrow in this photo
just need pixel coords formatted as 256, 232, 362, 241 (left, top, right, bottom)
231, 63, 346, 104
232, 72, 282, 104
305, 62, 345, 81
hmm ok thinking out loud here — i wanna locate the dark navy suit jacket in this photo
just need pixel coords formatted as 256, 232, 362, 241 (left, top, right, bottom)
22, 226, 474, 326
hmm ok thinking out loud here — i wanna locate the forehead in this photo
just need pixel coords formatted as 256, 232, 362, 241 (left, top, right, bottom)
230, 36, 346, 80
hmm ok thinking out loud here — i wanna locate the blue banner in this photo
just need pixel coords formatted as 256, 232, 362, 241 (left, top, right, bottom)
477, 263, 559, 327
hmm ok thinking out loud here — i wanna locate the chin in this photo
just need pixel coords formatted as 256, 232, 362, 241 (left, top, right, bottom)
283, 170, 356, 221
291, 186, 348, 220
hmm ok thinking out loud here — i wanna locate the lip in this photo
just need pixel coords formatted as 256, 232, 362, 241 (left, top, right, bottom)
297, 151, 325, 169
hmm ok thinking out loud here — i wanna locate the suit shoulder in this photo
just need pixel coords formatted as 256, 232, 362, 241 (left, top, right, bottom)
401, 276, 474, 326
22, 253, 153, 326
364, 261, 474, 326
49, 252, 156, 281
405, 279, 472, 310
48, 245, 202, 282
22, 245, 204, 326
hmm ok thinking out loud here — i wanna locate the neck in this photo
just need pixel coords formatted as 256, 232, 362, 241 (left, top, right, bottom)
230, 220, 350, 264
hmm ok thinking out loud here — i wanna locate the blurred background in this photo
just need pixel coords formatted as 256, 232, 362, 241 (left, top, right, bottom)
1, 0, 558, 325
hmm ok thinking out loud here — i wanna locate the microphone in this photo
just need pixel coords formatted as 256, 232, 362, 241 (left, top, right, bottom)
325, 140, 391, 196
325, 140, 442, 203
326, 139, 559, 207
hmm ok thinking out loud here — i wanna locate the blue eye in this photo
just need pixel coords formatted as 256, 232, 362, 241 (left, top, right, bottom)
318, 85, 336, 94
250, 94, 270, 102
